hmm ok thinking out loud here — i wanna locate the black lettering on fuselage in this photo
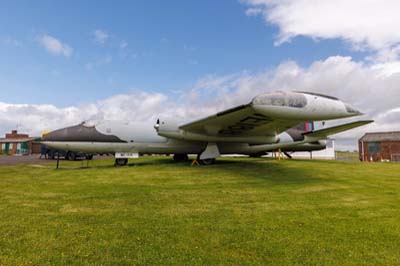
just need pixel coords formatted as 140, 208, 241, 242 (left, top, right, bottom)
218, 113, 271, 135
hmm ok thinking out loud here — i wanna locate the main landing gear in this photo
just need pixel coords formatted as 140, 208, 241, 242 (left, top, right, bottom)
115, 158, 128, 166
197, 156, 216, 165
172, 153, 216, 165
173, 154, 189, 162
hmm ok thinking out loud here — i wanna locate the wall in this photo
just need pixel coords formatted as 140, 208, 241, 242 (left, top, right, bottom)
1, 141, 36, 155
381, 141, 400, 161
5, 130, 29, 139
359, 141, 400, 162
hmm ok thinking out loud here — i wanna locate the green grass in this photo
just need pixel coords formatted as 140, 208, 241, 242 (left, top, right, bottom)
335, 151, 360, 161
0, 157, 399, 266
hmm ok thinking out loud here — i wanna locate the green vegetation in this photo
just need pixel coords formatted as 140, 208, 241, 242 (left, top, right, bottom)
0, 157, 399, 265
335, 151, 360, 161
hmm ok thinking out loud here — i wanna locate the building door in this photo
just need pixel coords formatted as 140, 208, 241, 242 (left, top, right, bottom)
367, 142, 381, 161
21, 142, 29, 154
4, 143, 9, 155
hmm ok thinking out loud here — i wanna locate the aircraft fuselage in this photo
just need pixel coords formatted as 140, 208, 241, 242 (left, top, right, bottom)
41, 91, 364, 160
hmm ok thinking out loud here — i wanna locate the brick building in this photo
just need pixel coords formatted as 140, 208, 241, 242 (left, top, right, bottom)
0, 130, 41, 155
359, 132, 400, 162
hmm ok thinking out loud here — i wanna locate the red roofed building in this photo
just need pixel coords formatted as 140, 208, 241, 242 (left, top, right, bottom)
359, 132, 400, 162
0, 130, 41, 155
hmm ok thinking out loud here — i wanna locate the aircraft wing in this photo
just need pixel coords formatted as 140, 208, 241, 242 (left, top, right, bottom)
179, 103, 300, 137
303, 120, 373, 140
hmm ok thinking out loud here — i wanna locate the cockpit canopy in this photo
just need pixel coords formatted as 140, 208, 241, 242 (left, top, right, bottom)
252, 91, 307, 108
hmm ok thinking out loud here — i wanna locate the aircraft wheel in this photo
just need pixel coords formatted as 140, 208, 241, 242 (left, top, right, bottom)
115, 158, 128, 166
197, 158, 215, 165
67, 152, 76, 161
173, 154, 189, 162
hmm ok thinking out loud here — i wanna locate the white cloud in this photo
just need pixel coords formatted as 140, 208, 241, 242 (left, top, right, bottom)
242, 0, 400, 55
238, 0, 400, 148
1, 56, 399, 149
93, 29, 109, 44
36, 34, 72, 57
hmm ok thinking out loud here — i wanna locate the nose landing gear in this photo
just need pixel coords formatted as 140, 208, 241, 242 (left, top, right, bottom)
115, 158, 128, 166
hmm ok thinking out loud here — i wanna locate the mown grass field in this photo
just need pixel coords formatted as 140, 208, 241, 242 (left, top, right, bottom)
0, 157, 399, 265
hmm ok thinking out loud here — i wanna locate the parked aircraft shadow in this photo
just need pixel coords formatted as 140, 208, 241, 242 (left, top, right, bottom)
55, 157, 323, 185
124, 157, 323, 185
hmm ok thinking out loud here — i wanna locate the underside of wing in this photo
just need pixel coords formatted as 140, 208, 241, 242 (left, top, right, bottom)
179, 103, 299, 137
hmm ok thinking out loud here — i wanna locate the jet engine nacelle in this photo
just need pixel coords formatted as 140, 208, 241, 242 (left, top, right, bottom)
155, 119, 278, 144
154, 119, 180, 133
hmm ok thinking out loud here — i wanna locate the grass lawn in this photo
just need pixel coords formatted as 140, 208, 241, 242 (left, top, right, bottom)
0, 157, 399, 265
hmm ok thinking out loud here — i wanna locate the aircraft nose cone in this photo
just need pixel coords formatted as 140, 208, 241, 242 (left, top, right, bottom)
344, 103, 363, 116
41, 126, 77, 142
41, 123, 126, 143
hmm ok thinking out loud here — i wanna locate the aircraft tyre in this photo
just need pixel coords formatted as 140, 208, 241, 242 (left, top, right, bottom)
115, 158, 128, 166
67, 152, 76, 161
173, 154, 189, 162
196, 155, 216, 165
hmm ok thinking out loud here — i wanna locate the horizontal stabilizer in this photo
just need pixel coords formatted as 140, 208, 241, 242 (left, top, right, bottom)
303, 120, 373, 139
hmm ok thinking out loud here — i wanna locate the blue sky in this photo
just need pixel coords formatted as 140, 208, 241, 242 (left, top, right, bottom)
1, 0, 400, 149
0, 0, 366, 107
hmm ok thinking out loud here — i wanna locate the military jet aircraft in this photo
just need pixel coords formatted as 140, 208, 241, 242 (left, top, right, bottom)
42, 91, 372, 166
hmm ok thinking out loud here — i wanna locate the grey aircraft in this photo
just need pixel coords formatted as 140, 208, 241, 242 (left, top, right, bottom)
42, 91, 373, 165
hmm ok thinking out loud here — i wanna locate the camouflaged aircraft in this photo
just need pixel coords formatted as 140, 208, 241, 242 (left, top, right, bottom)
42, 91, 373, 166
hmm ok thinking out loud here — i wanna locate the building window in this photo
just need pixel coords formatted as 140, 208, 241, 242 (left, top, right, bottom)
1, 143, 5, 150
9, 143, 13, 149
367, 142, 381, 155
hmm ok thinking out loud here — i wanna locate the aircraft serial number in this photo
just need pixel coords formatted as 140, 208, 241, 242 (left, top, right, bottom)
218, 113, 271, 135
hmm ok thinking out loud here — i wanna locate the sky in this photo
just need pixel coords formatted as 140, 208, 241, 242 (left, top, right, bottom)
1, 0, 400, 150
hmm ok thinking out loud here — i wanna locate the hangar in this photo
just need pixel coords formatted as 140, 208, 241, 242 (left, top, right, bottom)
359, 132, 400, 162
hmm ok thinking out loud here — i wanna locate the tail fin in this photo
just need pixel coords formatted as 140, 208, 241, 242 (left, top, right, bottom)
286, 121, 315, 141
305, 121, 314, 132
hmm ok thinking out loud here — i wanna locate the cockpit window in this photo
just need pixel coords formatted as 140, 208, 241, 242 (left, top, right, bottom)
252, 92, 307, 108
